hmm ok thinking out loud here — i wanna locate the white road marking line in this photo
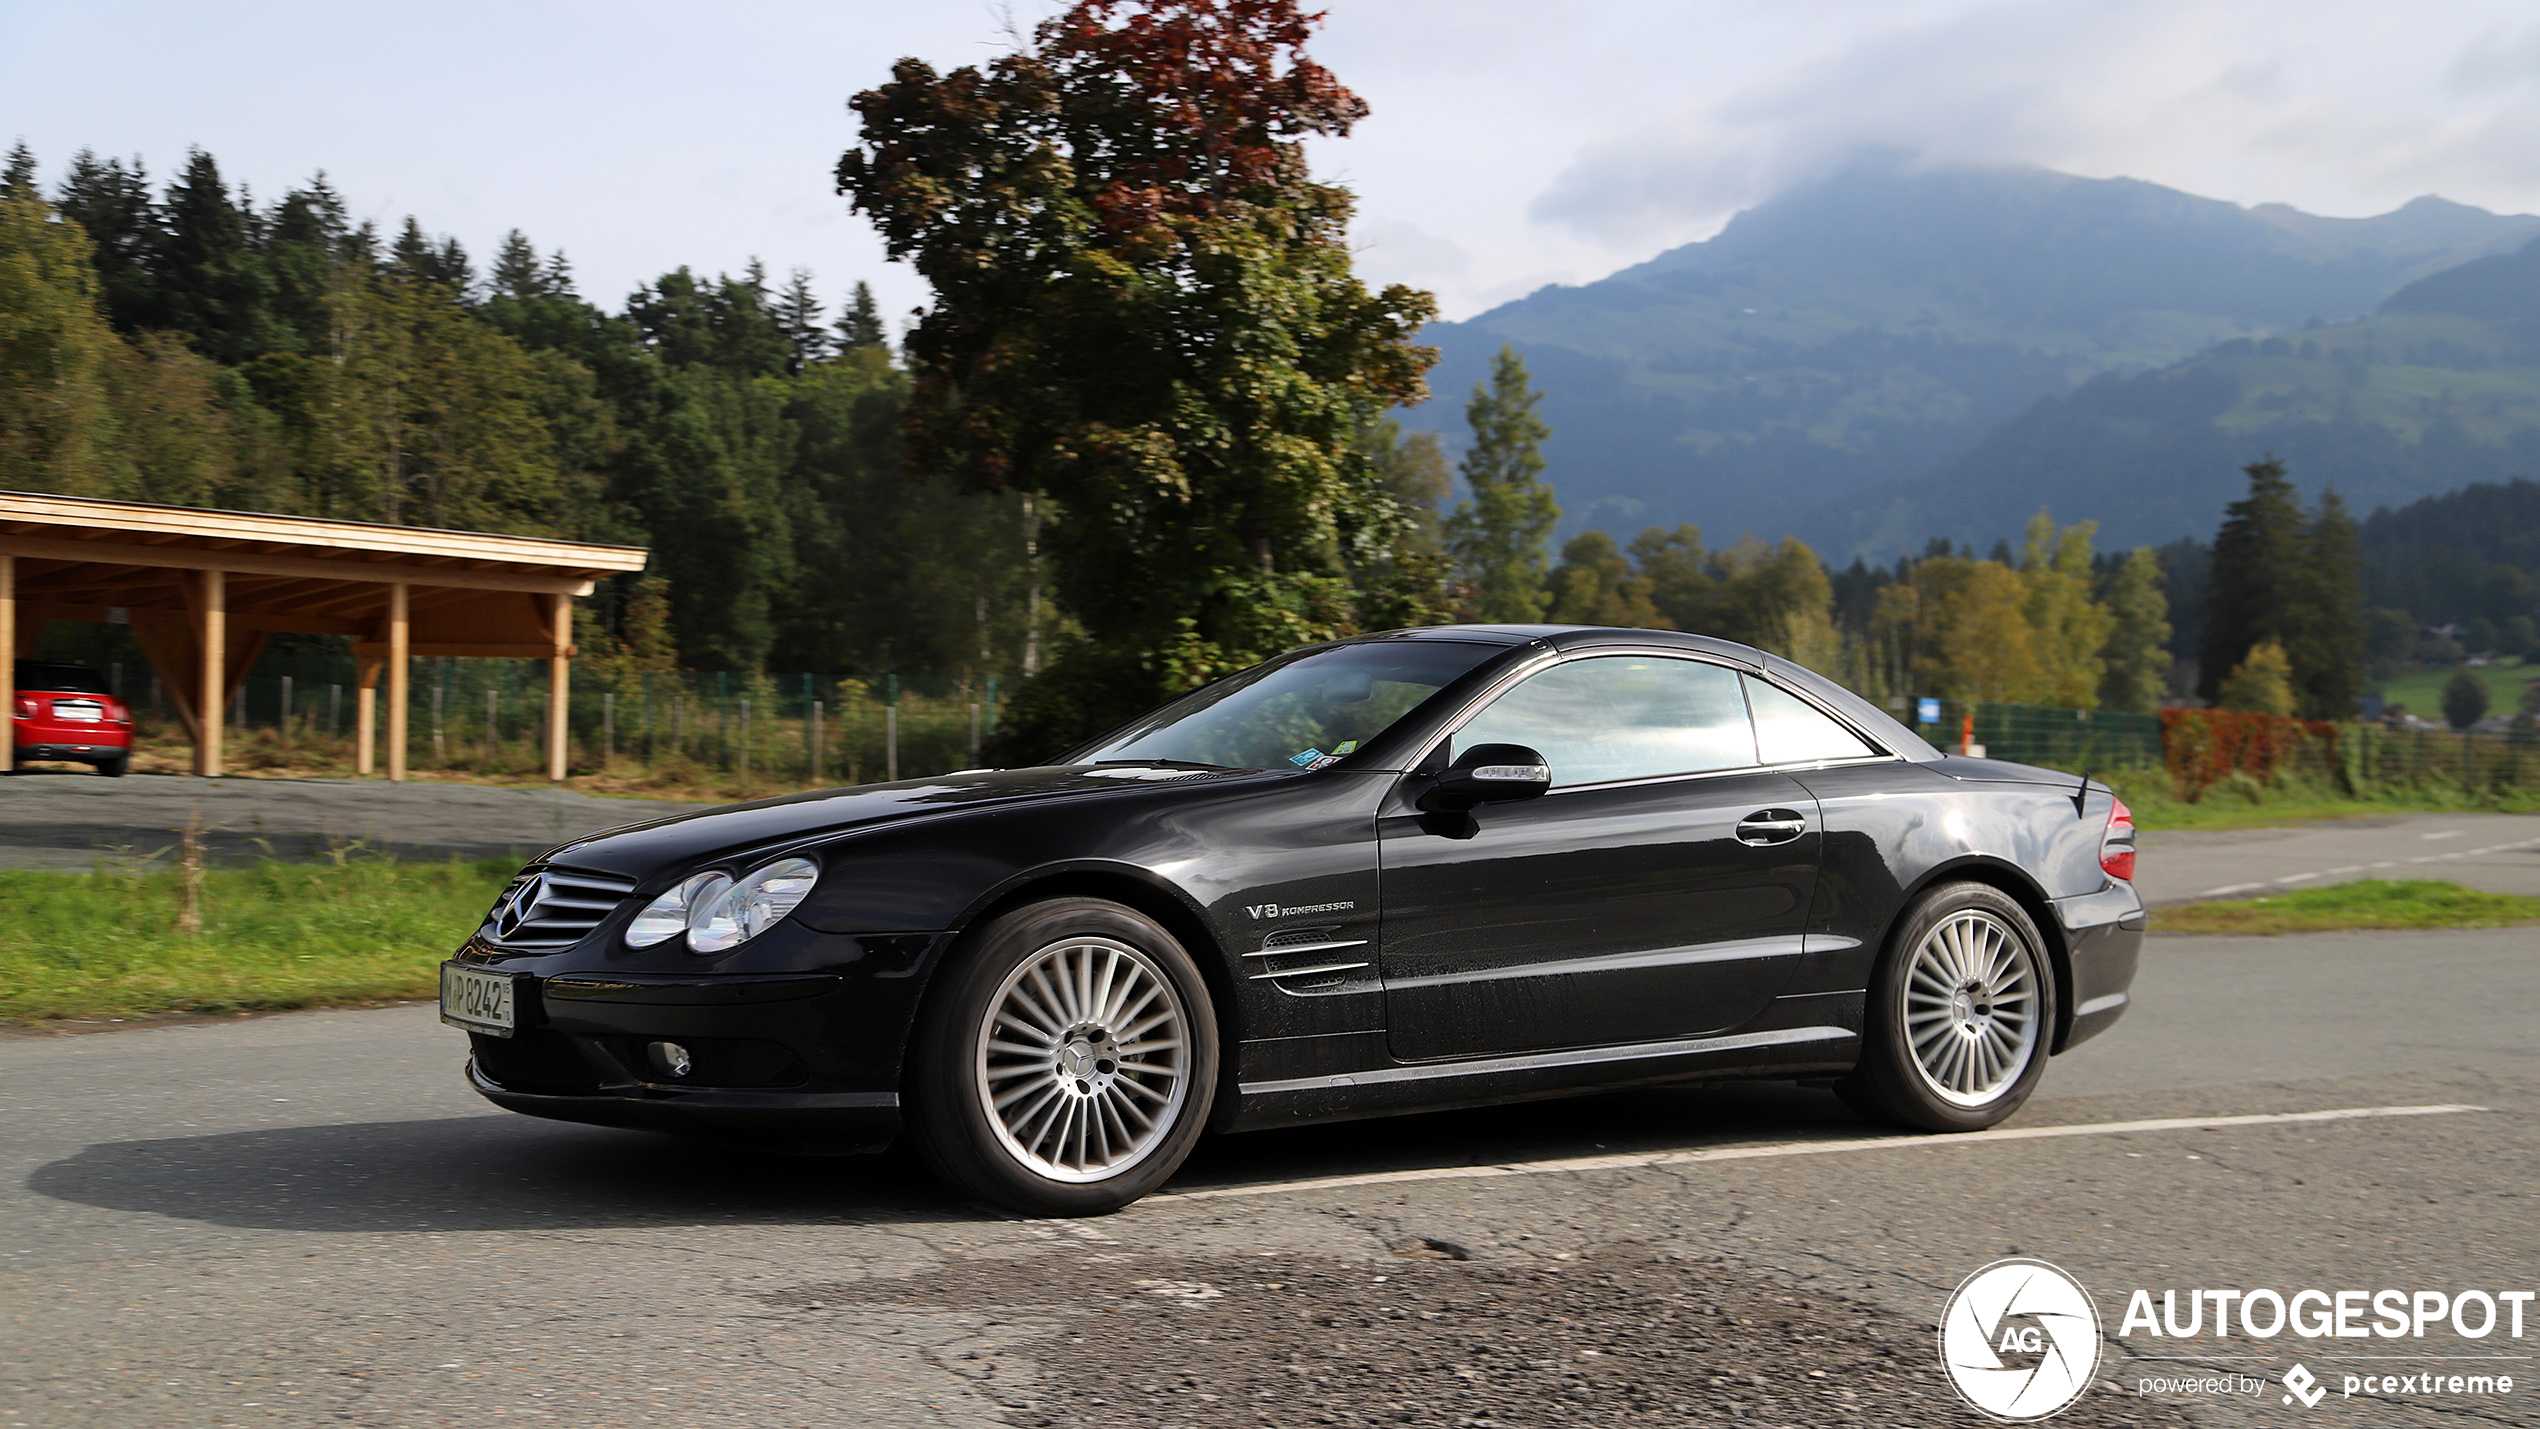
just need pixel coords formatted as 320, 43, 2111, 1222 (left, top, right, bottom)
1152, 1105, 2486, 1204
2423, 830, 2465, 840
2326, 866, 2365, 874
2198, 883, 2266, 897
2373, 861, 2399, 868
2410, 856, 2440, 863
2276, 873, 2320, 884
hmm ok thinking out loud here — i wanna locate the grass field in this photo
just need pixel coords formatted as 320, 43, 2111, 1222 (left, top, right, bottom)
0, 856, 512, 1024
2377, 658, 2534, 724
2151, 879, 2540, 935
2106, 768, 2540, 832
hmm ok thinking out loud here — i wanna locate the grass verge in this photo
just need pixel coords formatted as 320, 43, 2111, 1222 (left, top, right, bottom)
2151, 879, 2540, 935
0, 856, 512, 1024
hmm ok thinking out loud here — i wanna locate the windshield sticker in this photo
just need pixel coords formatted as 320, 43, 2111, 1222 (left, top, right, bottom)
1289, 748, 1325, 767
1334, 740, 1358, 755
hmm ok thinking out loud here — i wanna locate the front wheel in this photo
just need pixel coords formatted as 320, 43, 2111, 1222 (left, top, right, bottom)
905, 897, 1217, 1215
1837, 882, 2056, 1132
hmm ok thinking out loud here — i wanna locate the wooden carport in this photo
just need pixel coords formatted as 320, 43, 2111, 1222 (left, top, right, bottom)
0, 492, 649, 780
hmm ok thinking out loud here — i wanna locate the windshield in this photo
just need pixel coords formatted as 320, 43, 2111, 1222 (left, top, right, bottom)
1076, 641, 1502, 771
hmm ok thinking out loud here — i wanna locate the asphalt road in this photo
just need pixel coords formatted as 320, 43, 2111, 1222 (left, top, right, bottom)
0, 772, 694, 870
2136, 811, 2540, 904
7, 923, 2539, 1428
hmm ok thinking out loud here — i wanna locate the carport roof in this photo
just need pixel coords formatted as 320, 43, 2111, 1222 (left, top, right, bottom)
0, 490, 648, 594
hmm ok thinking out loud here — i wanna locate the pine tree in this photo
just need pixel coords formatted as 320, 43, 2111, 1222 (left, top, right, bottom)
54, 151, 161, 331
1445, 345, 1559, 622
491, 229, 546, 299
835, 279, 885, 351
1, 143, 35, 198
2286, 488, 2364, 719
2198, 456, 2305, 703
775, 267, 830, 373
2097, 546, 2173, 713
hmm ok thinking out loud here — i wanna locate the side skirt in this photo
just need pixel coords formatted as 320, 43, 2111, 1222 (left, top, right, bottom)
1221, 1023, 1859, 1133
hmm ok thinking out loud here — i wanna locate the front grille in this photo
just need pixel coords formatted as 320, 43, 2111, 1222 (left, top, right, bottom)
478, 863, 638, 950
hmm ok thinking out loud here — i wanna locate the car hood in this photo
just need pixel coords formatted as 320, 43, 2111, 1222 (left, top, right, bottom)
538, 764, 1256, 880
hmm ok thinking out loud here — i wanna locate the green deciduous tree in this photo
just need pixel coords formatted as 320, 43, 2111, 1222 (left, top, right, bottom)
2097, 546, 2173, 713
2020, 511, 2113, 709
838, 0, 1439, 754
2443, 668, 2491, 729
1545, 530, 1661, 627
0, 192, 128, 494
1445, 344, 1558, 622
2217, 640, 2295, 715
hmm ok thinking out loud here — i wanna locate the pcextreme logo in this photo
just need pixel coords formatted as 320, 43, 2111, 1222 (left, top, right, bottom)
1938, 1259, 2103, 1422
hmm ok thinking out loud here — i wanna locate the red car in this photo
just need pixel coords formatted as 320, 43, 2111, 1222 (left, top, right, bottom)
12, 661, 132, 776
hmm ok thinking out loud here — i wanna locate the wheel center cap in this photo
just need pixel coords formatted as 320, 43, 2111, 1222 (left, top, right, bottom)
1951, 988, 1978, 1025
1058, 1033, 1121, 1090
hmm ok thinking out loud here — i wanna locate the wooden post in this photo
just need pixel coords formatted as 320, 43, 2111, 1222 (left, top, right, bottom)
546, 590, 570, 782
354, 656, 381, 775
0, 553, 14, 775
197, 569, 224, 777
386, 582, 409, 782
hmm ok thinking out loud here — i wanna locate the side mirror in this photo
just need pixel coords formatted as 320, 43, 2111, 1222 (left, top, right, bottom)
1417, 742, 1551, 813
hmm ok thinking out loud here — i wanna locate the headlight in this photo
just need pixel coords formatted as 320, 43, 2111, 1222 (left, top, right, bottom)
624, 871, 729, 948
684, 856, 821, 954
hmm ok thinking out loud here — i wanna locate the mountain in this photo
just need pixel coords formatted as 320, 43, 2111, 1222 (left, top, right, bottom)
1409, 155, 2540, 549
1835, 237, 2540, 554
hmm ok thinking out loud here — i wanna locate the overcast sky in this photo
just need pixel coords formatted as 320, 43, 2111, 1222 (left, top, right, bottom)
7, 0, 2540, 327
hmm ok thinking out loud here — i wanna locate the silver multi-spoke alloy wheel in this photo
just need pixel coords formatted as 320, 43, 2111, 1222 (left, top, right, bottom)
975, 935, 1192, 1183
1903, 908, 2041, 1108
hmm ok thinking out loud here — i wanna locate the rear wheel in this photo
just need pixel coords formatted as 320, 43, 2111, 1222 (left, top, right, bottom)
1838, 882, 2055, 1132
94, 755, 128, 778
905, 897, 1217, 1215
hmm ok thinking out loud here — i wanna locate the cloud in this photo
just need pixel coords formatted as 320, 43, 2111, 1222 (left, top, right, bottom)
1529, 0, 2540, 248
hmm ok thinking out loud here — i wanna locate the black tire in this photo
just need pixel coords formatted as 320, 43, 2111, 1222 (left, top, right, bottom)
905, 897, 1218, 1215
1837, 881, 2057, 1133
94, 755, 128, 778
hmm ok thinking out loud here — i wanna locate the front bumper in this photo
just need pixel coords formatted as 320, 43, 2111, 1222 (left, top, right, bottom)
451, 944, 937, 1154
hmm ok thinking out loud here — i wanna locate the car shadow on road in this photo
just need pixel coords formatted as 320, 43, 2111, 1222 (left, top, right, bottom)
26, 1113, 952, 1232
27, 1082, 1884, 1233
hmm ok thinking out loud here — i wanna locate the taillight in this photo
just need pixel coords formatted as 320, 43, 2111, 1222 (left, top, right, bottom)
108, 699, 132, 725
10, 697, 31, 720
2099, 795, 2136, 882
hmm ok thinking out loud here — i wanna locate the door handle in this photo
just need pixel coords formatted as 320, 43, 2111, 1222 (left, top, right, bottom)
1735, 809, 1808, 846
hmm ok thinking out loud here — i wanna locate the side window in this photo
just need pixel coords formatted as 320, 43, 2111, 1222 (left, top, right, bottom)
1453, 656, 1757, 787
1745, 675, 1875, 764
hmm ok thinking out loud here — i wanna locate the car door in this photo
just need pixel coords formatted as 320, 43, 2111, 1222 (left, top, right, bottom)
1376, 652, 1821, 1062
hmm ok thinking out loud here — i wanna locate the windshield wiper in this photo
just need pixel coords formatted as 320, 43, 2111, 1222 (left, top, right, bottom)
1093, 758, 1249, 771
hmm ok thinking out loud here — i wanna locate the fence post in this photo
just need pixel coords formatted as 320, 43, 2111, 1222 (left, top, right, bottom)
486, 689, 499, 763
428, 682, 443, 764
986, 674, 998, 748
739, 697, 752, 781
671, 693, 684, 759
811, 699, 825, 786
603, 691, 615, 767
969, 701, 981, 767
330, 683, 342, 741
281, 675, 293, 735
886, 674, 900, 783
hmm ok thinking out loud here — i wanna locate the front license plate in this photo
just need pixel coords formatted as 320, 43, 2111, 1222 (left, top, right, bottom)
440, 963, 518, 1037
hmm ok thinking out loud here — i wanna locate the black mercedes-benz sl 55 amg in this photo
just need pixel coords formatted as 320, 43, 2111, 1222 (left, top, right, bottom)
441, 624, 2142, 1214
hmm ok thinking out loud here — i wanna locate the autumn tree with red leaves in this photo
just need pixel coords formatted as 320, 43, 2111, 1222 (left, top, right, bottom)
838, 0, 1442, 755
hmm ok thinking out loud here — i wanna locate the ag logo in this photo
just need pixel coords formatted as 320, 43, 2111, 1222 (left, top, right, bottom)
1938, 1258, 2102, 1421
